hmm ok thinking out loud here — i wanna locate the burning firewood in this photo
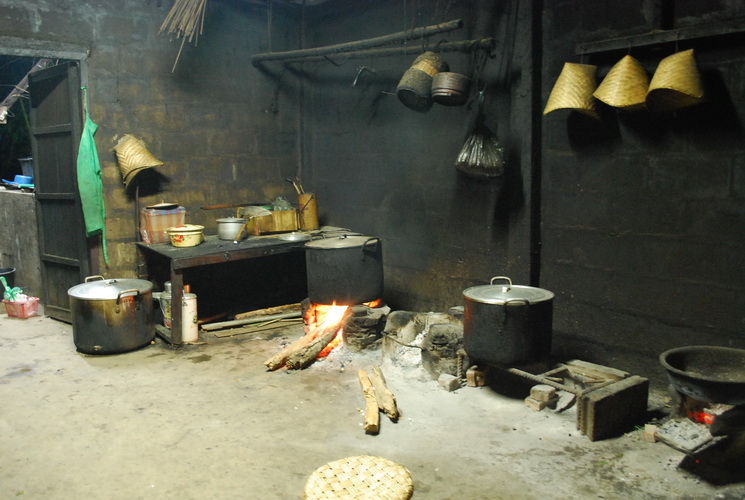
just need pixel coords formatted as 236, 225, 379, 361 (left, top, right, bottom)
285, 323, 340, 370
358, 369, 380, 434
369, 365, 399, 421
264, 333, 316, 371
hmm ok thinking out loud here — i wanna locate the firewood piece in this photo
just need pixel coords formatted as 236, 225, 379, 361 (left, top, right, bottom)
284, 324, 339, 370
202, 311, 301, 332
264, 332, 316, 371
369, 365, 399, 421
358, 369, 380, 434
235, 303, 302, 320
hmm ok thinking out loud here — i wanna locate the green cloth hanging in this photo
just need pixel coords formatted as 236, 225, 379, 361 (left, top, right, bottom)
76, 87, 108, 264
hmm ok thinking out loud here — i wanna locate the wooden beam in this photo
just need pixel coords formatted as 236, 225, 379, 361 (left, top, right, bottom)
576, 19, 745, 56
251, 19, 463, 65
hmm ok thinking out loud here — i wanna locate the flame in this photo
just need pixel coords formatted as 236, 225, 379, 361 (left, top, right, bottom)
307, 303, 349, 358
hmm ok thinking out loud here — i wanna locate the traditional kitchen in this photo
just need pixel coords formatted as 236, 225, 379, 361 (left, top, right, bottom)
1, 1, 744, 499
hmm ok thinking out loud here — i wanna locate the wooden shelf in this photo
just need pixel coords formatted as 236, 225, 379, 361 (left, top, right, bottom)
575, 18, 745, 56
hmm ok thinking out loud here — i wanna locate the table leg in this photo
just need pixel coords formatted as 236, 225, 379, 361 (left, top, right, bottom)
170, 266, 184, 344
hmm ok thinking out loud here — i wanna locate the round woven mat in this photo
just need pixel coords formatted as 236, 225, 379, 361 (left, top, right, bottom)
303, 455, 413, 500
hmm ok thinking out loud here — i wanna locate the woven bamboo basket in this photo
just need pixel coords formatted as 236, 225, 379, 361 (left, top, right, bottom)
431, 72, 471, 106
646, 49, 704, 113
114, 134, 164, 186
593, 54, 649, 111
397, 51, 449, 112
543, 62, 599, 118
303, 455, 413, 500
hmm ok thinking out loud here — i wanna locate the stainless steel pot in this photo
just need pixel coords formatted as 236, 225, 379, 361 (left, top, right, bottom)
463, 276, 554, 366
68, 276, 154, 354
216, 217, 247, 240
305, 235, 383, 305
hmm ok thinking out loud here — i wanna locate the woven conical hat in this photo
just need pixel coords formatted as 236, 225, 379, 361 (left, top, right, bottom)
544, 62, 599, 119
646, 49, 704, 112
114, 134, 163, 185
593, 55, 649, 111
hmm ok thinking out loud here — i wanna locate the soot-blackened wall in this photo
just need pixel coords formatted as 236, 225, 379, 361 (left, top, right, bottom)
541, 0, 745, 379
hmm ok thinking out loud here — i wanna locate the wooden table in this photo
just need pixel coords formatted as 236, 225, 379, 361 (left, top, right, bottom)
137, 235, 307, 343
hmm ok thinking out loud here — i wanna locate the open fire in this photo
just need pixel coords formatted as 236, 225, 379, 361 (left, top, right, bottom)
264, 299, 383, 371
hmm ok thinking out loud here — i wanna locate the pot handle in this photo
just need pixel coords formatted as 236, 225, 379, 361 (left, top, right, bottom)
116, 288, 141, 305
503, 298, 529, 306
84, 275, 105, 283
490, 276, 512, 290
360, 237, 381, 261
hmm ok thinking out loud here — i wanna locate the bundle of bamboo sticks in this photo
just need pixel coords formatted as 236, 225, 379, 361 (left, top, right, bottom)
159, 0, 208, 72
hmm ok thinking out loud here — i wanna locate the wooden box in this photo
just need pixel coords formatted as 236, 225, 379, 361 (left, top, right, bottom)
248, 210, 298, 234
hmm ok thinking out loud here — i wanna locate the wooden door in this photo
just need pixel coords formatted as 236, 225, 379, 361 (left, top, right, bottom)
29, 62, 89, 323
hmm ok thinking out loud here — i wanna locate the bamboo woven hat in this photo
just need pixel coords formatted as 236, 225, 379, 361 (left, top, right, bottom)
646, 49, 704, 112
303, 455, 413, 500
593, 54, 649, 111
543, 62, 600, 119
114, 134, 164, 186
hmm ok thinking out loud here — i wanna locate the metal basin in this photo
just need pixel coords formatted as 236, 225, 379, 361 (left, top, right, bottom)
659, 345, 745, 405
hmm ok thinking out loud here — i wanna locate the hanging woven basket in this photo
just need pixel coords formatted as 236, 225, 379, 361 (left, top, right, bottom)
543, 62, 600, 119
593, 54, 649, 111
646, 49, 705, 113
114, 134, 164, 186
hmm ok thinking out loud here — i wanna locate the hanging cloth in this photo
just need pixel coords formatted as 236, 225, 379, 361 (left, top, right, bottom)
76, 86, 108, 264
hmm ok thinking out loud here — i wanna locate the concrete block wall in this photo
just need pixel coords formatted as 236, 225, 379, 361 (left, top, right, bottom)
300, 0, 538, 311
541, 0, 745, 377
0, 0, 303, 280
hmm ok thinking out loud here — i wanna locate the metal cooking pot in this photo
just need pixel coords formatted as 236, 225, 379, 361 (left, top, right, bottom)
216, 217, 247, 240
659, 345, 745, 405
463, 276, 554, 366
305, 235, 383, 305
68, 276, 154, 354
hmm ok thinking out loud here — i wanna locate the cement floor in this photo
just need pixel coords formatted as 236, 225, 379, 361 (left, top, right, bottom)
2, 312, 744, 500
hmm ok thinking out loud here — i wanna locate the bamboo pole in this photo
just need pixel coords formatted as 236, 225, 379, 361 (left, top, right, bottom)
251, 19, 464, 65
262, 38, 497, 66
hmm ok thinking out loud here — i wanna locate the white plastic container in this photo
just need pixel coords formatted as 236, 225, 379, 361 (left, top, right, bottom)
181, 292, 199, 342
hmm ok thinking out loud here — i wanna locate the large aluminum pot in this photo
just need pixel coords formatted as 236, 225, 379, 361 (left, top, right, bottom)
68, 276, 154, 354
305, 235, 383, 305
463, 276, 554, 366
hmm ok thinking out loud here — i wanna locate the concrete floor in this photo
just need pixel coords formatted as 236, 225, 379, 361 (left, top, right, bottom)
2, 311, 745, 500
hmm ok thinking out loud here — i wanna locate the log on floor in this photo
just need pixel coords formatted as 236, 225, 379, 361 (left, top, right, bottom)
264, 332, 315, 371
369, 365, 399, 421
235, 303, 302, 320
358, 369, 380, 434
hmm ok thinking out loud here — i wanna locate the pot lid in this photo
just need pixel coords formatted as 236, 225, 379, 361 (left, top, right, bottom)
146, 202, 178, 210
68, 278, 153, 300
463, 276, 554, 305
166, 224, 204, 233
305, 235, 378, 249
